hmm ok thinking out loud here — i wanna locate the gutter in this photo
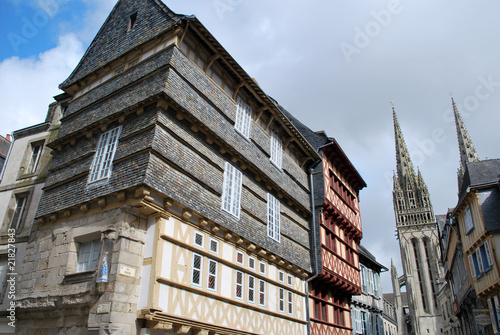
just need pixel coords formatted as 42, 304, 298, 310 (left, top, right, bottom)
305, 160, 322, 335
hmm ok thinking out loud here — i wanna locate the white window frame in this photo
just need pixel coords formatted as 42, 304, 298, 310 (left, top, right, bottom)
89, 126, 122, 183
207, 259, 218, 291
248, 275, 255, 303
221, 162, 242, 219
27, 142, 43, 174
279, 287, 285, 312
191, 253, 203, 287
209, 238, 219, 255
236, 250, 244, 265
480, 241, 494, 272
464, 205, 474, 234
235, 96, 252, 138
267, 193, 281, 242
278, 270, 284, 283
194, 231, 204, 249
9, 194, 28, 230
287, 290, 293, 315
270, 131, 283, 169
248, 256, 256, 270
259, 279, 266, 307
77, 239, 100, 272
259, 261, 266, 275
235, 270, 244, 300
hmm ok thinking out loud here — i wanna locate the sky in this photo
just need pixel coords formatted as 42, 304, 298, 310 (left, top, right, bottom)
1, 0, 500, 293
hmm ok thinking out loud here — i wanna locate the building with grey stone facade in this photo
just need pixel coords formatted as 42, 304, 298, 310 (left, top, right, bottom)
0, 95, 66, 333
15, 1, 325, 334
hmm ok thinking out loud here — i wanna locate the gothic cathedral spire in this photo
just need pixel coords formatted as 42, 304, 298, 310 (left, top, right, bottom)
452, 98, 479, 188
391, 107, 444, 334
393, 107, 416, 183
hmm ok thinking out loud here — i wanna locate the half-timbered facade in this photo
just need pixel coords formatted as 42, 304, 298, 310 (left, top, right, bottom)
15, 1, 320, 334
450, 99, 500, 334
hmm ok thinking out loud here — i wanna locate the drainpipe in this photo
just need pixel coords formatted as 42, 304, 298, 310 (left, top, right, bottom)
305, 160, 322, 335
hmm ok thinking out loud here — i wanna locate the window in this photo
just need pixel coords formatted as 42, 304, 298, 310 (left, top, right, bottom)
0, 257, 8, 300
235, 96, 252, 138
279, 287, 285, 312
194, 231, 204, 248
235, 270, 243, 299
464, 205, 474, 234
287, 274, 293, 287
27, 142, 43, 174
361, 312, 367, 335
248, 275, 255, 303
469, 241, 494, 278
248, 256, 255, 270
278, 270, 284, 283
128, 12, 137, 31
270, 131, 282, 168
191, 253, 202, 287
267, 193, 281, 242
209, 238, 219, 255
361, 265, 368, 293
488, 294, 500, 333
207, 259, 217, 291
236, 251, 244, 265
221, 162, 242, 218
89, 126, 121, 183
9, 194, 28, 230
479, 241, 493, 272
77, 240, 100, 272
287, 291, 293, 315
259, 261, 266, 275
259, 279, 266, 306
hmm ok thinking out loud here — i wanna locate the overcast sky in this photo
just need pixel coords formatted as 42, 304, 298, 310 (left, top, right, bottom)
1, 0, 500, 292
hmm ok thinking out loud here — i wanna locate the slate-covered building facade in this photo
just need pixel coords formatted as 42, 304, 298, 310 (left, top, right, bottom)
15, 1, 323, 334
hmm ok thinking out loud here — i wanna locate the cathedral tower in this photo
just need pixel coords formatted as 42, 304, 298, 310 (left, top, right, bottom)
392, 108, 444, 335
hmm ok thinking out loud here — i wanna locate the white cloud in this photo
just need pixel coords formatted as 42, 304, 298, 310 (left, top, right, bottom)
0, 33, 83, 136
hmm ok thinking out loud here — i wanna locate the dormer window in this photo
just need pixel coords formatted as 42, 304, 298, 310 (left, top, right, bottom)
128, 12, 138, 31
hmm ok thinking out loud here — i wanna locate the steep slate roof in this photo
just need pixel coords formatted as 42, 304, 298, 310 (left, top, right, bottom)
458, 159, 500, 232
359, 245, 388, 272
60, 0, 190, 89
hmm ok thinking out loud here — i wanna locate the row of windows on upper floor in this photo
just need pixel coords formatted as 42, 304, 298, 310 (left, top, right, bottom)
360, 264, 382, 298
90, 126, 283, 243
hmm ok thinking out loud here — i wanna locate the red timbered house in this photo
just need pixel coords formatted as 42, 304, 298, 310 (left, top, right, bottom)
276, 108, 366, 334
310, 137, 366, 335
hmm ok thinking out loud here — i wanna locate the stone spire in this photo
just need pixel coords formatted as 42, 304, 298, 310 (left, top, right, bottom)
452, 98, 479, 186
453, 98, 479, 166
393, 107, 416, 183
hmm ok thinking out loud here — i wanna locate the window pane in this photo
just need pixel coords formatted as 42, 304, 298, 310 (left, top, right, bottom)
89, 127, 121, 183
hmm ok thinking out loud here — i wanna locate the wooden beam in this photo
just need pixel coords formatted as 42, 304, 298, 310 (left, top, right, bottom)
204, 53, 220, 72
232, 81, 245, 101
